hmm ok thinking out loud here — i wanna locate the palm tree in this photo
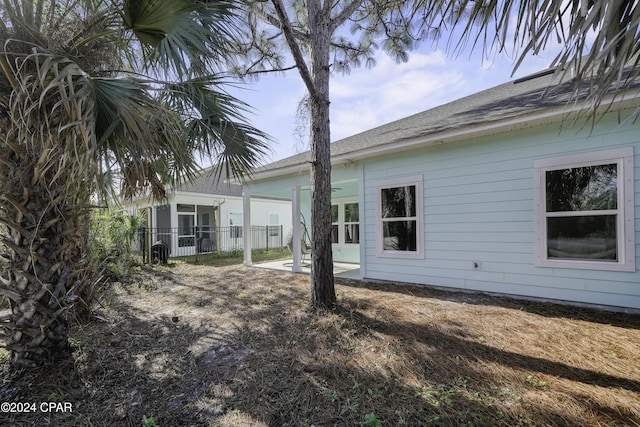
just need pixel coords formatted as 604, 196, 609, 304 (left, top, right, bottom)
425, 0, 639, 110
0, 0, 269, 368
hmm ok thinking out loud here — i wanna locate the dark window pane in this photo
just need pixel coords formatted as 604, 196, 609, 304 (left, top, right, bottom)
383, 220, 417, 251
345, 224, 359, 244
331, 224, 339, 244
381, 186, 416, 218
331, 205, 339, 223
344, 203, 359, 222
179, 215, 194, 235
547, 215, 617, 260
546, 164, 617, 212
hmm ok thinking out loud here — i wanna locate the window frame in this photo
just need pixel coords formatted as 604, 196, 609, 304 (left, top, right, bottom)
343, 202, 360, 244
268, 212, 280, 237
534, 147, 635, 272
330, 199, 360, 245
229, 211, 243, 239
331, 204, 340, 244
376, 175, 424, 259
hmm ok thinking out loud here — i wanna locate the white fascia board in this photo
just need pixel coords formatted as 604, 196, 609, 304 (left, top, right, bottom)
173, 190, 238, 202
247, 90, 640, 182
241, 163, 311, 183
341, 91, 640, 164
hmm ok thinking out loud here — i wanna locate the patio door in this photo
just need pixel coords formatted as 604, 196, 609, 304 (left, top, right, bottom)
177, 204, 196, 256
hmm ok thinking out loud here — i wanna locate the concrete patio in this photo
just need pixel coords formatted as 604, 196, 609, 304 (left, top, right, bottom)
253, 259, 361, 279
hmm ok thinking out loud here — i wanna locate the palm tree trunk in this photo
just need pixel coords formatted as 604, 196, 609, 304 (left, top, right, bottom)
0, 87, 94, 368
2, 207, 58, 365
0, 154, 90, 366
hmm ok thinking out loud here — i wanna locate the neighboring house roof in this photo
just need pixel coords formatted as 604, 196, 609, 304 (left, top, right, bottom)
125, 167, 244, 205
251, 67, 640, 180
174, 167, 243, 197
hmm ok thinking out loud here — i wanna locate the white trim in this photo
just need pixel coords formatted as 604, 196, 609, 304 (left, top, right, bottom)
243, 92, 640, 183
533, 147, 634, 169
292, 186, 302, 272
358, 166, 367, 277
242, 193, 252, 266
375, 175, 424, 259
343, 201, 360, 245
534, 147, 635, 272
330, 197, 360, 245
170, 203, 178, 256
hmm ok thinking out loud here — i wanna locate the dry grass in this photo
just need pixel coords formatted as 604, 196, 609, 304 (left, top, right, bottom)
1, 262, 639, 426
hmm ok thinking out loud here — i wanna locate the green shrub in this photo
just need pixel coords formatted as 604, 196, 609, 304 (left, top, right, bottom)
90, 209, 142, 281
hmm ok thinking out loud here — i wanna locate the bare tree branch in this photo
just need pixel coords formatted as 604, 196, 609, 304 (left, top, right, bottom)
330, 0, 364, 31
270, 0, 319, 98
245, 64, 298, 75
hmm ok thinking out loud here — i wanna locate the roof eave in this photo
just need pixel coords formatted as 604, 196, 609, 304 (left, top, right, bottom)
247, 90, 640, 183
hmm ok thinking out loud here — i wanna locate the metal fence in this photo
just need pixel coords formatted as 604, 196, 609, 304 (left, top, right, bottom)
135, 225, 284, 263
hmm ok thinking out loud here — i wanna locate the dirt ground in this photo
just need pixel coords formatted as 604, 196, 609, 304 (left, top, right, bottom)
1, 262, 640, 426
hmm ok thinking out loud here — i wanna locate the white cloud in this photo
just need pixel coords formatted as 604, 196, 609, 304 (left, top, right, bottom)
231, 39, 563, 161
330, 50, 477, 140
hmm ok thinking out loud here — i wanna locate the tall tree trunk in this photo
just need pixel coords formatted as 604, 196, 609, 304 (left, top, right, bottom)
308, 0, 336, 309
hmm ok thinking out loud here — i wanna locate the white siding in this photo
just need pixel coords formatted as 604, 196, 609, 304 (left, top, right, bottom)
361, 110, 640, 310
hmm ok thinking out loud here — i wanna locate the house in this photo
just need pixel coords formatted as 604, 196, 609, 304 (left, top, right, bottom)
123, 168, 291, 258
241, 66, 640, 311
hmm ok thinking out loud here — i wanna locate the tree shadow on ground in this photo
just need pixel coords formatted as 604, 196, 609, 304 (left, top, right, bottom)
335, 277, 640, 330
2, 265, 639, 426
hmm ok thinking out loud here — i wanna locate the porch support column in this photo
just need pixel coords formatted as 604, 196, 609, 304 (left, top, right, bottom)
292, 186, 302, 273
151, 205, 158, 243
243, 192, 252, 266
148, 206, 156, 264
215, 201, 222, 253
170, 203, 178, 257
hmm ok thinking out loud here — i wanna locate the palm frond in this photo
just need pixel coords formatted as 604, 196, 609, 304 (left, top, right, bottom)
89, 76, 201, 201
428, 0, 640, 114
0, 0, 272, 369
2, 50, 97, 202
162, 77, 272, 184
120, 0, 240, 76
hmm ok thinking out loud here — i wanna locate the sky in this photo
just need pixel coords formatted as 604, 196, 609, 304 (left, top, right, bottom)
227, 42, 560, 165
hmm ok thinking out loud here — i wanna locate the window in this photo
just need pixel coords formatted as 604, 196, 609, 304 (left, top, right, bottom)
331, 205, 339, 244
534, 147, 635, 271
376, 176, 424, 258
229, 212, 243, 239
330, 201, 360, 244
344, 202, 360, 244
268, 213, 280, 237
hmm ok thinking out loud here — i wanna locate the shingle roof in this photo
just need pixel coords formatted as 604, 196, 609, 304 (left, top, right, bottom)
254, 67, 639, 176
175, 167, 243, 197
